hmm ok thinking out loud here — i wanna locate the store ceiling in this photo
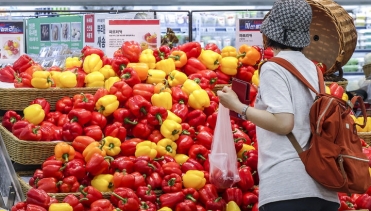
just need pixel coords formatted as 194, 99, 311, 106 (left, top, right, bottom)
0, 0, 369, 6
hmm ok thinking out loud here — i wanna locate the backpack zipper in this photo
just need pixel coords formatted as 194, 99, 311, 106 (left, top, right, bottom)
340, 154, 369, 162
316, 98, 334, 135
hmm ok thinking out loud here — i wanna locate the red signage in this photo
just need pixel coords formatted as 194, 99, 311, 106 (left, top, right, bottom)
84, 14, 94, 43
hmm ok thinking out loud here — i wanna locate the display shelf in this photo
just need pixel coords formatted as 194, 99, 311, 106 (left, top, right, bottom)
161, 27, 189, 33
355, 49, 371, 53
197, 27, 236, 33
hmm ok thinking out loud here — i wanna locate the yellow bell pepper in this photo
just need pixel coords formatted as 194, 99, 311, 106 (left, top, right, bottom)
356, 116, 371, 132
220, 57, 238, 76
182, 170, 206, 190
226, 201, 241, 211
95, 95, 119, 117
85, 71, 105, 87
104, 76, 120, 91
252, 70, 259, 86
160, 119, 182, 141
147, 69, 167, 84
99, 65, 116, 80
127, 63, 149, 81
65, 57, 82, 68
158, 207, 172, 211
174, 154, 189, 164
188, 89, 210, 110
221, 46, 238, 58
155, 58, 175, 75
342, 93, 349, 101
151, 92, 173, 110
23, 104, 45, 125
83, 53, 103, 73
167, 110, 182, 124
168, 70, 188, 87
198, 49, 222, 70
102, 136, 121, 156
157, 138, 177, 157
237, 144, 256, 159
369, 167, 371, 177
140, 52, 156, 69
181, 79, 201, 95
59, 71, 77, 88
50, 71, 62, 88
135, 140, 158, 159
91, 174, 114, 192
31, 71, 53, 89
49, 203, 73, 211
142, 49, 154, 55
325, 86, 331, 94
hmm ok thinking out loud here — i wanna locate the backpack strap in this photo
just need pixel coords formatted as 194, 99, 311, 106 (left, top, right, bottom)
268, 57, 325, 95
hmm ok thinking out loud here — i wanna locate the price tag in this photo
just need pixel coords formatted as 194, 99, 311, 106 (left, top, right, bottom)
200, 27, 207, 32
226, 27, 235, 32
206, 27, 215, 32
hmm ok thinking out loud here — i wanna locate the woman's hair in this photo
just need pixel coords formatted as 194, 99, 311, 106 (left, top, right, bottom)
263, 34, 304, 52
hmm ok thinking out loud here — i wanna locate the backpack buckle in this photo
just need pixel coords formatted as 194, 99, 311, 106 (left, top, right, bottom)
346, 100, 353, 109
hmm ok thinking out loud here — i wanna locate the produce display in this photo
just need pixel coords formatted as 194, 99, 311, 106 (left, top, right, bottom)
1, 39, 369, 211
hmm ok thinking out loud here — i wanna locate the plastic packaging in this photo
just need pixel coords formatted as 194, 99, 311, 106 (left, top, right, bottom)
209, 103, 240, 190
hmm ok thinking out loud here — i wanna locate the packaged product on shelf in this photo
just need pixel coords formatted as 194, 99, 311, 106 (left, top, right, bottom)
222, 36, 232, 48
216, 16, 226, 27
225, 13, 236, 27
39, 46, 51, 58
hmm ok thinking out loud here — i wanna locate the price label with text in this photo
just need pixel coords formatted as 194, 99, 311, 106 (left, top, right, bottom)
206, 27, 215, 32
226, 27, 235, 32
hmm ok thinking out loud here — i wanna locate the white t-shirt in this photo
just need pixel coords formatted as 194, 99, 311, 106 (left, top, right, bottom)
254, 51, 339, 207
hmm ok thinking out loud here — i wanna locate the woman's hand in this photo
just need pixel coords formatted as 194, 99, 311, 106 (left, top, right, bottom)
217, 86, 243, 113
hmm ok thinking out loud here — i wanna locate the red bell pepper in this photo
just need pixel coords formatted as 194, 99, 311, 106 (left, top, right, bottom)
93, 88, 109, 103
55, 97, 74, 114
355, 194, 371, 210
195, 130, 213, 150
62, 122, 83, 142
84, 125, 103, 141
13, 54, 33, 72
181, 158, 204, 173
63, 158, 87, 182
171, 103, 188, 123
79, 185, 103, 207
113, 108, 138, 129
68, 108, 92, 126
175, 200, 197, 211
131, 171, 147, 191
148, 129, 164, 144
13, 72, 32, 88
36, 177, 58, 193
175, 134, 194, 155
102, 56, 112, 66
18, 123, 42, 141
132, 119, 153, 139
162, 173, 183, 193
183, 57, 206, 76
30, 98, 50, 116
110, 187, 140, 211
179, 41, 202, 59
63, 194, 84, 211
216, 69, 232, 84
26, 188, 50, 209
25, 204, 47, 211
90, 199, 115, 211
242, 149, 258, 171
162, 161, 182, 175
2, 110, 21, 132
186, 109, 206, 128
57, 114, 70, 127
222, 187, 243, 207
59, 176, 80, 193
37, 124, 56, 141
182, 187, 199, 203
188, 144, 209, 164
86, 153, 112, 176
237, 165, 255, 192
121, 41, 141, 63
233, 128, 252, 145
71, 136, 95, 153
146, 172, 163, 190
237, 65, 255, 83
132, 83, 155, 102
139, 201, 157, 211
11, 202, 27, 211
0, 65, 16, 82
82, 46, 105, 59
171, 86, 189, 104
112, 56, 130, 75
204, 88, 219, 103
12, 120, 30, 138
206, 112, 218, 130
73, 93, 96, 112
199, 184, 226, 210
111, 156, 135, 173
113, 170, 135, 189
87, 111, 107, 129
136, 185, 157, 203
104, 122, 127, 143
120, 67, 141, 87
241, 192, 258, 211
204, 43, 221, 54
329, 82, 344, 99
339, 195, 356, 211
181, 123, 196, 138
134, 156, 157, 175
45, 111, 61, 126
42, 159, 64, 180
153, 45, 171, 62
147, 106, 168, 126
29, 169, 43, 187
120, 138, 142, 156
126, 95, 152, 118
109, 80, 133, 105
263, 47, 274, 60
159, 191, 186, 210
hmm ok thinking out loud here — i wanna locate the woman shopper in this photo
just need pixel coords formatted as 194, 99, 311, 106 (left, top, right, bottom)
217, 0, 339, 210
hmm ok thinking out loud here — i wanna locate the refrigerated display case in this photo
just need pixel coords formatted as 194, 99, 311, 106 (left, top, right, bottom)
156, 11, 191, 46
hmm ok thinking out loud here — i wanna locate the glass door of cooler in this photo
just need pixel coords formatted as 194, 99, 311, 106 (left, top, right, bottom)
155, 11, 191, 47
191, 10, 268, 49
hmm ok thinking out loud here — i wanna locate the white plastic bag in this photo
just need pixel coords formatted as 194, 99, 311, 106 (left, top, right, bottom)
209, 103, 240, 189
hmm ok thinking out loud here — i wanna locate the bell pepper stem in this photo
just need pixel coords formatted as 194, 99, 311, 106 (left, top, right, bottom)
186, 194, 197, 202
10, 117, 17, 124
147, 163, 157, 170
108, 182, 114, 189
197, 154, 206, 160
168, 55, 180, 61
234, 137, 246, 143
166, 145, 173, 153
156, 113, 163, 125
79, 185, 87, 196
60, 164, 66, 171
100, 139, 106, 149
70, 117, 78, 123
171, 130, 179, 135
154, 156, 164, 161
168, 178, 176, 186
146, 185, 152, 195
104, 156, 115, 162
181, 130, 190, 135
237, 52, 246, 59
124, 118, 138, 125
215, 197, 222, 202
62, 153, 69, 162
109, 143, 115, 150
121, 73, 131, 79
141, 201, 149, 209
193, 78, 201, 84
112, 192, 128, 203
140, 107, 147, 115
98, 106, 105, 113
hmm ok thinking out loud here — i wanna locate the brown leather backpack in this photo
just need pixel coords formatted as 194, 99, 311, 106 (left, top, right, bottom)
268, 57, 371, 194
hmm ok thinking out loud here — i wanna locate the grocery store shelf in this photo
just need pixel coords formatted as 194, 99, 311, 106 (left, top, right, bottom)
355, 49, 371, 53
344, 72, 365, 76
197, 27, 236, 32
